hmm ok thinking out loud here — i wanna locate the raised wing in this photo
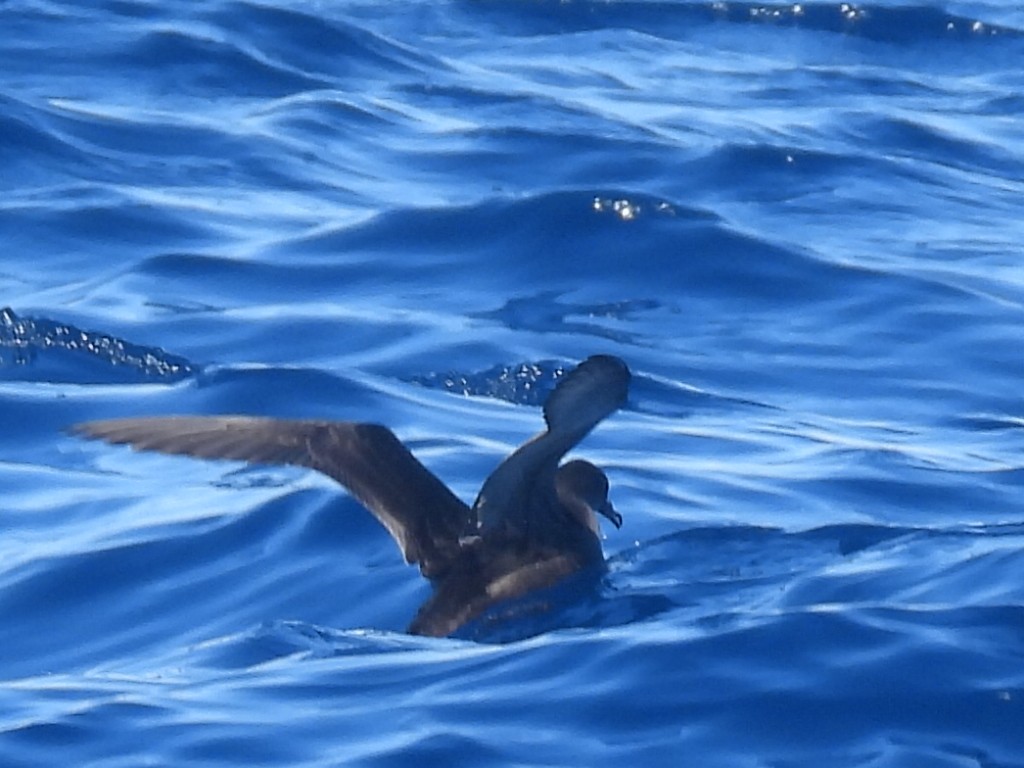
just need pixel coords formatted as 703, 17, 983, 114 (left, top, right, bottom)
70, 416, 472, 577
473, 355, 630, 533
542, 354, 631, 443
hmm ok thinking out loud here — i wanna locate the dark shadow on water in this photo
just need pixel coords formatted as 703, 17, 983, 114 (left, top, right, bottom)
0, 306, 195, 384
406, 352, 772, 417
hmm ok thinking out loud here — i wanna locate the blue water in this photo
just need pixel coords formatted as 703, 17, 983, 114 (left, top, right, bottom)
3, 0, 1024, 764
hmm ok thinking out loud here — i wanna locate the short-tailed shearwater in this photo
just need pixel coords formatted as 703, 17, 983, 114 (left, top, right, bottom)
71, 354, 630, 637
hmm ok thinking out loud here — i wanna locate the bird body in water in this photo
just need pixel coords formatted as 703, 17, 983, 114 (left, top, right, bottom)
71, 354, 630, 637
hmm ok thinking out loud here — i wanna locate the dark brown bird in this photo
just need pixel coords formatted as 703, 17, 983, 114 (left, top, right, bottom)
71, 355, 630, 637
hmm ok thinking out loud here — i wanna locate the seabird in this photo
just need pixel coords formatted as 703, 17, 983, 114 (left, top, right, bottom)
71, 354, 630, 637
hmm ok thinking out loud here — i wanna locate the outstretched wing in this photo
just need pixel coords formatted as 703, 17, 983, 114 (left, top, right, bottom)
70, 416, 472, 577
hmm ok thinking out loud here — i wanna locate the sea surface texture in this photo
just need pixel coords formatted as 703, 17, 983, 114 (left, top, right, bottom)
2, 1, 1023, 765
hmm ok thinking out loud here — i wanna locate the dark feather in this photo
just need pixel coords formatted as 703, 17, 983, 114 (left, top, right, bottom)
70, 355, 631, 637
70, 417, 472, 576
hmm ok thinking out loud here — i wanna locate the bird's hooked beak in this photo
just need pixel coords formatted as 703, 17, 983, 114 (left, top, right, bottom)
597, 499, 623, 529
555, 459, 623, 533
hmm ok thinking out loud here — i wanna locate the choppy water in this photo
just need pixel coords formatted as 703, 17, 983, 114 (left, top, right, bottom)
3, 1, 1024, 765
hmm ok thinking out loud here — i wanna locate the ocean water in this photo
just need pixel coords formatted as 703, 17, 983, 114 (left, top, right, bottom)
2, 0, 1024, 765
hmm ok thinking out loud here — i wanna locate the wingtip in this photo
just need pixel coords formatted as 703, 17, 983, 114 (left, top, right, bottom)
584, 353, 630, 376
542, 355, 630, 437
581, 354, 630, 400
67, 419, 122, 441
66, 420, 96, 439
